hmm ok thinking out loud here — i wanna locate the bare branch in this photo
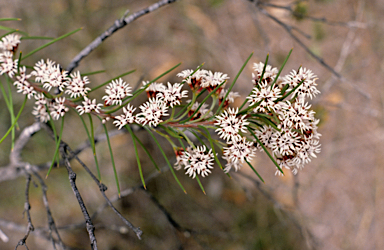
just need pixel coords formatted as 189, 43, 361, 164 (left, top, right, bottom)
247, 0, 370, 99
60, 144, 97, 250
10, 122, 41, 166
65, 145, 143, 240
31, 171, 66, 250
15, 174, 34, 250
65, 0, 178, 73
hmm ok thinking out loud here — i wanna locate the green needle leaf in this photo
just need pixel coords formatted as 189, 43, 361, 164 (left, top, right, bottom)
144, 126, 187, 194
181, 81, 225, 124
239, 53, 268, 111
198, 125, 230, 177
271, 48, 293, 88
88, 114, 101, 180
195, 175, 206, 194
245, 158, 264, 183
216, 52, 253, 116
248, 127, 284, 175
130, 128, 160, 172
127, 126, 146, 189
81, 70, 106, 77
0, 18, 21, 21
22, 28, 82, 61
46, 116, 65, 178
100, 118, 121, 197
90, 69, 135, 92
0, 96, 27, 145
276, 78, 305, 101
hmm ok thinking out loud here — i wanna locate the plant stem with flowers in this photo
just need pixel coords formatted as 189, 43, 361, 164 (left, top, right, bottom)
0, 31, 321, 194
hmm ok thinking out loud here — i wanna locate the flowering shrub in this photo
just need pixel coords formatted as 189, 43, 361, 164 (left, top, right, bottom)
0, 31, 320, 191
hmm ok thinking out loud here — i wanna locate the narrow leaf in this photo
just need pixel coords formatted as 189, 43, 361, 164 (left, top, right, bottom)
195, 175, 206, 194
271, 48, 293, 88
130, 128, 160, 172
127, 126, 146, 189
90, 69, 135, 92
88, 114, 101, 180
144, 127, 187, 193
0, 18, 21, 21
22, 28, 82, 60
248, 127, 283, 174
46, 116, 65, 178
101, 118, 121, 197
0, 96, 27, 145
181, 81, 226, 124
216, 52, 253, 115
245, 158, 264, 183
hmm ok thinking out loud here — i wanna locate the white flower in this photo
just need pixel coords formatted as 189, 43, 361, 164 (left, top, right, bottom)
65, 71, 91, 98
136, 97, 168, 127
252, 62, 278, 84
270, 129, 300, 156
181, 146, 214, 178
31, 59, 69, 91
277, 100, 315, 132
0, 51, 18, 78
32, 103, 51, 123
215, 108, 249, 143
218, 89, 240, 107
50, 97, 69, 120
13, 66, 36, 99
187, 100, 212, 120
142, 81, 165, 98
160, 82, 188, 108
296, 138, 321, 165
32, 94, 52, 123
0, 34, 21, 52
76, 97, 102, 115
177, 68, 208, 90
223, 137, 256, 164
34, 93, 48, 106
283, 67, 320, 100
222, 155, 243, 173
253, 125, 276, 150
102, 78, 132, 106
201, 71, 229, 89
113, 104, 136, 129
247, 80, 281, 113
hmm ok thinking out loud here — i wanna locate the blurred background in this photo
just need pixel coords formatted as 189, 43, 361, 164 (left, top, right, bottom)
0, 0, 382, 249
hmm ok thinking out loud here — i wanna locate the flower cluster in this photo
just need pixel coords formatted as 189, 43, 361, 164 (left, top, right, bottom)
0, 34, 20, 78
177, 68, 229, 92
213, 62, 321, 175
174, 146, 215, 179
1, 31, 321, 180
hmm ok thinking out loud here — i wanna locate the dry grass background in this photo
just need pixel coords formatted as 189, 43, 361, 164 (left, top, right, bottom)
0, 0, 383, 249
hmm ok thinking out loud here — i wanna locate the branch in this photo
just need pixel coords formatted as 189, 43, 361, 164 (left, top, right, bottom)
10, 122, 41, 166
258, 1, 367, 28
0, 124, 127, 183
60, 144, 98, 250
15, 174, 34, 250
65, 144, 143, 240
0, 219, 75, 250
65, 0, 178, 73
248, 0, 370, 99
31, 171, 66, 249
